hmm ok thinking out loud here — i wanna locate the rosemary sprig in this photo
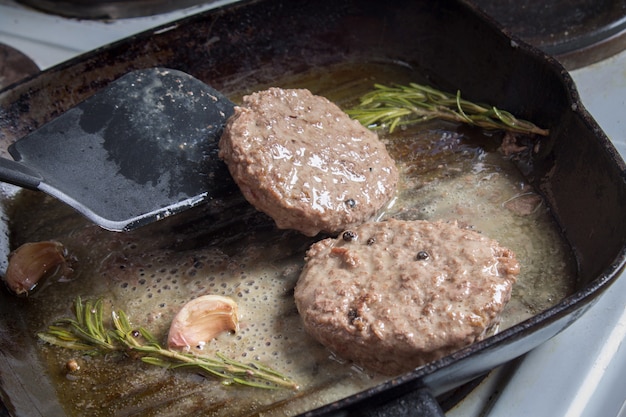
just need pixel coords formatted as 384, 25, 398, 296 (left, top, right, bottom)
38, 297, 299, 391
346, 83, 549, 136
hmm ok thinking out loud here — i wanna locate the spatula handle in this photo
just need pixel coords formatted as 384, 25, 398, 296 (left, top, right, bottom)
0, 157, 43, 190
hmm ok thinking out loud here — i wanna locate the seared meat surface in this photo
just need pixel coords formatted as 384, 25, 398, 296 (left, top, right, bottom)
294, 219, 519, 374
218, 88, 398, 236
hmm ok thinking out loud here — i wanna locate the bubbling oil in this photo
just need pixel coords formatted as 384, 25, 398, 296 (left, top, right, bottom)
3, 61, 575, 417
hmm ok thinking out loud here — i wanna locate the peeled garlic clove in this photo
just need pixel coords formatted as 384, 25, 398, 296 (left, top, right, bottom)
3, 241, 72, 296
167, 294, 239, 350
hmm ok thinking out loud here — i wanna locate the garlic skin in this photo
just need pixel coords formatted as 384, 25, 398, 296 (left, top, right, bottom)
167, 294, 239, 350
3, 241, 73, 296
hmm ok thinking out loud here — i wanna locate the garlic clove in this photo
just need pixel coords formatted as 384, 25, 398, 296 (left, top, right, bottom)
167, 294, 239, 350
3, 241, 73, 296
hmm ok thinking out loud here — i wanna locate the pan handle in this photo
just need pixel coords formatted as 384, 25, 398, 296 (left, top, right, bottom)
0, 157, 43, 190
361, 386, 446, 417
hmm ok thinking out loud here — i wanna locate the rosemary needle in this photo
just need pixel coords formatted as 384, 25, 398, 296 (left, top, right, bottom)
346, 83, 549, 136
38, 297, 298, 390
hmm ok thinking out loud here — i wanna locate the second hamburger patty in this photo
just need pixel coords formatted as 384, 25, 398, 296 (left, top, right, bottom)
294, 219, 520, 375
218, 88, 398, 236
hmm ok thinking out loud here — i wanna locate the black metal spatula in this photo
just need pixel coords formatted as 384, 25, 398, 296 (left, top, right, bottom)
0, 67, 236, 231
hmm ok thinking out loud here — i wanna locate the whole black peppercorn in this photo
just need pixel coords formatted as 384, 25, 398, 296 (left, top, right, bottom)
345, 198, 356, 208
366, 237, 376, 245
343, 231, 357, 242
416, 250, 430, 260
348, 308, 358, 323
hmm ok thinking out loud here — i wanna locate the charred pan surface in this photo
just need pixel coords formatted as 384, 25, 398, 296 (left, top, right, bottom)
219, 88, 398, 236
294, 219, 520, 375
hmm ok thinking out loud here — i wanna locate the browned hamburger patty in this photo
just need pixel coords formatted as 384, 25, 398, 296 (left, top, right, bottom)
294, 219, 520, 375
218, 88, 398, 236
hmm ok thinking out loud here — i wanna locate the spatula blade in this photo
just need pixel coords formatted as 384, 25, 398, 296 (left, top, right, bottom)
9, 67, 236, 231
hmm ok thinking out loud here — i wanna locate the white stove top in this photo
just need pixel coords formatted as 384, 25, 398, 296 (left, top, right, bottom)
0, 0, 240, 70
1, 1, 625, 416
